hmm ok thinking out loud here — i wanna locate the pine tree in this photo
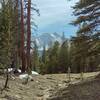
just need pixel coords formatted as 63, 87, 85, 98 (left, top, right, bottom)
71, 0, 100, 72
42, 46, 46, 63
70, 34, 91, 72
26, 0, 31, 74
0, 0, 16, 89
58, 40, 69, 72
0, 0, 15, 68
31, 41, 39, 71
20, 0, 26, 73
47, 41, 60, 73
72, 0, 100, 34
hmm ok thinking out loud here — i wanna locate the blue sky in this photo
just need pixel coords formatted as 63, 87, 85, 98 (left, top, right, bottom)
32, 0, 79, 38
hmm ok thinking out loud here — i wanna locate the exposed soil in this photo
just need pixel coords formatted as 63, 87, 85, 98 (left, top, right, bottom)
48, 76, 100, 100
0, 72, 100, 100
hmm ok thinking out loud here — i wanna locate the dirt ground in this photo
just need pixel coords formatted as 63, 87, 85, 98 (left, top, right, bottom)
48, 75, 100, 100
0, 72, 100, 100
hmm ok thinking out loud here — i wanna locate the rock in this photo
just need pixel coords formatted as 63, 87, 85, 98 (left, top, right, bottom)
33, 96, 43, 100
14, 95, 22, 99
4, 68, 13, 73
38, 86, 44, 90
31, 71, 39, 75
4, 95, 19, 100
17, 69, 21, 73
18, 71, 39, 80
19, 74, 29, 80
10, 75, 16, 80
4, 68, 21, 75
46, 77, 53, 80
36, 93, 44, 97
19, 74, 35, 84
8, 68, 13, 72
14, 69, 21, 74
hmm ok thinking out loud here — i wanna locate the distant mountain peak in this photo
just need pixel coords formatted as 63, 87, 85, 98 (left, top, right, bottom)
32, 33, 67, 50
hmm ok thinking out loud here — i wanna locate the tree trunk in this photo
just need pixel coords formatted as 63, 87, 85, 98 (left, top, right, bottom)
26, 0, 31, 73
15, 0, 19, 68
4, 68, 9, 89
20, 0, 26, 73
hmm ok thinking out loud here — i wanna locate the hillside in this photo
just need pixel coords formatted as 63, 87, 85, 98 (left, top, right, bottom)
0, 72, 100, 100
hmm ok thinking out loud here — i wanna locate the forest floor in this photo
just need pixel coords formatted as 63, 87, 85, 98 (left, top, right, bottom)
0, 72, 100, 100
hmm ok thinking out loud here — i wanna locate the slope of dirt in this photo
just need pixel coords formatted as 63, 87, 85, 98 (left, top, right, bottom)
0, 72, 100, 100
48, 75, 100, 100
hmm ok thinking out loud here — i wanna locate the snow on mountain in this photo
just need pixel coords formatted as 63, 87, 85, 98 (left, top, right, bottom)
32, 33, 66, 50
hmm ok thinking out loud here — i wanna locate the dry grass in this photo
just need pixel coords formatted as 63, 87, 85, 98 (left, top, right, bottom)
0, 72, 100, 100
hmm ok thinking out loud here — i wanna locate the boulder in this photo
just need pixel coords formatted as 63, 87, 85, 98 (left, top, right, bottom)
19, 74, 29, 79
19, 74, 33, 81
31, 71, 39, 75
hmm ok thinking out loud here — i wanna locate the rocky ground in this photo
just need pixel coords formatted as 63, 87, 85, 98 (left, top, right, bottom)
0, 72, 100, 100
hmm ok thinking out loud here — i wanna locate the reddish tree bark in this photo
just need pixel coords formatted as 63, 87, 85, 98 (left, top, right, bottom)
20, 0, 26, 73
14, 0, 19, 68
26, 0, 31, 73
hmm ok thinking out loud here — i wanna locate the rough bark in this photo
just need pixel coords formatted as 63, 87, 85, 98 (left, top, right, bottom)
20, 0, 26, 73
26, 0, 31, 73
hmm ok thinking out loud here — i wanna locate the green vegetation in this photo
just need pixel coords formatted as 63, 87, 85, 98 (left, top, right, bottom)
0, 0, 99, 99
0, 0, 99, 75
38, 0, 100, 74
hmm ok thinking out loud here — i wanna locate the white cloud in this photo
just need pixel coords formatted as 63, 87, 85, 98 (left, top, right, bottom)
32, 0, 79, 34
